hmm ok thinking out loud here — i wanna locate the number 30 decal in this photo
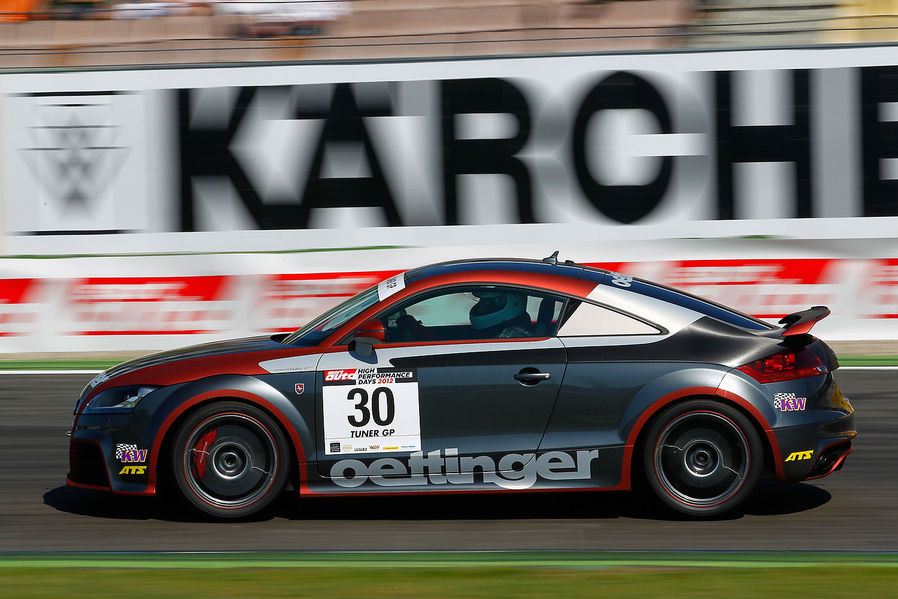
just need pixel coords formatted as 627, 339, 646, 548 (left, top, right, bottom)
322, 368, 421, 455
346, 387, 396, 427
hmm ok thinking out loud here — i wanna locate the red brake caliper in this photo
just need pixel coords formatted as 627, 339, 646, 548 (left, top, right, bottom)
192, 429, 217, 478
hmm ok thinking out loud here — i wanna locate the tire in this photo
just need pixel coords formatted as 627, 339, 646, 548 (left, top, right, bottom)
170, 401, 290, 519
642, 399, 762, 517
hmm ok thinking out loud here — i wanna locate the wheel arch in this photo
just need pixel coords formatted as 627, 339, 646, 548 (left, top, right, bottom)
624, 387, 783, 490
148, 388, 311, 497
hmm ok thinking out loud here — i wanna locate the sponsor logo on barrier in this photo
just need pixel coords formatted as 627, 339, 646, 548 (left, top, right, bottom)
66, 276, 232, 335
329, 447, 599, 490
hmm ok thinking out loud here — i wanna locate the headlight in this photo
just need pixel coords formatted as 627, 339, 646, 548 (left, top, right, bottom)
83, 386, 159, 414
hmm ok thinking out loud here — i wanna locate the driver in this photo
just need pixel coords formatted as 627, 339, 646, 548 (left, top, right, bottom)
469, 290, 531, 338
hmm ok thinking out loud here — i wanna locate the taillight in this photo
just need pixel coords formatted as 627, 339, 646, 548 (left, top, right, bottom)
737, 349, 826, 383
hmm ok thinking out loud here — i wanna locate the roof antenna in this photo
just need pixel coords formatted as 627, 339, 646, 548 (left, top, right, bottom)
542, 250, 559, 265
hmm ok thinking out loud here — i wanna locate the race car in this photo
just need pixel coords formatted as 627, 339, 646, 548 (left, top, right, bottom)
67, 254, 856, 518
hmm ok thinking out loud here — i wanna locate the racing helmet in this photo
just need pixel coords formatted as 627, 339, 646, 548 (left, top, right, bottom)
469, 290, 527, 330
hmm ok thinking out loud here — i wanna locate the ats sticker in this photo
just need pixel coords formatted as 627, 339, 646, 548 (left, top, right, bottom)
785, 450, 814, 462
774, 393, 807, 411
295, 383, 305, 395
119, 465, 147, 475
330, 447, 599, 490
323, 367, 420, 455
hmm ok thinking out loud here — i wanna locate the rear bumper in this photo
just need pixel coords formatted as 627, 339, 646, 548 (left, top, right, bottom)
772, 410, 856, 482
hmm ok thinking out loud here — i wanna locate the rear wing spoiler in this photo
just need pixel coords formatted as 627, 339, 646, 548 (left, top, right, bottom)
778, 306, 830, 337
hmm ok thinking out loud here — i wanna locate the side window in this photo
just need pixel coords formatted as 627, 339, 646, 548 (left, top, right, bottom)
379, 286, 567, 343
556, 302, 660, 336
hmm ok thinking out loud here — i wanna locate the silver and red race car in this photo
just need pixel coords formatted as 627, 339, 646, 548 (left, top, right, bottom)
68, 254, 856, 518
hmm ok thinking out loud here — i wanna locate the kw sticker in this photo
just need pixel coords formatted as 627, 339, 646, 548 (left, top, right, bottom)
115, 443, 148, 463
774, 393, 807, 411
330, 447, 599, 490
785, 450, 814, 462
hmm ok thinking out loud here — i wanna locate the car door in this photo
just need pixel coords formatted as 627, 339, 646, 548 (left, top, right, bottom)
314, 285, 569, 483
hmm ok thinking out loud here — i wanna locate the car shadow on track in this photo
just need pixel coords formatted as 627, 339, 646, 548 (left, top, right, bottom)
43, 481, 831, 523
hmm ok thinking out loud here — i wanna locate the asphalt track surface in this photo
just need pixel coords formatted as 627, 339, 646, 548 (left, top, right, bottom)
0, 370, 894, 552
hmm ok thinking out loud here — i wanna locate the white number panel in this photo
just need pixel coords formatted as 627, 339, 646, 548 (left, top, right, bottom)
322, 367, 421, 455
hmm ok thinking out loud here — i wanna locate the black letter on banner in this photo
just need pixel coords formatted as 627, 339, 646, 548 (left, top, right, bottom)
296, 83, 401, 227
440, 78, 533, 224
861, 66, 898, 216
715, 70, 812, 220
571, 71, 672, 224
178, 87, 274, 232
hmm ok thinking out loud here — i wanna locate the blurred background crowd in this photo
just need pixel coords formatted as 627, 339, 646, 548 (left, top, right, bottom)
2, 0, 898, 66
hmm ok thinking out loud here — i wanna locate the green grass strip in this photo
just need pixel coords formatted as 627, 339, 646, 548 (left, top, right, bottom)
1, 245, 405, 260
1, 555, 898, 599
0, 360, 118, 370
1, 551, 897, 569
838, 355, 898, 366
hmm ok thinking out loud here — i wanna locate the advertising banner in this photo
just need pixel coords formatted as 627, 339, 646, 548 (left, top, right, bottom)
3, 46, 898, 254
2, 47, 898, 349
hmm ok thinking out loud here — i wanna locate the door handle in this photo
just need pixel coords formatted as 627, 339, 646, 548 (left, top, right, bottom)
514, 369, 551, 386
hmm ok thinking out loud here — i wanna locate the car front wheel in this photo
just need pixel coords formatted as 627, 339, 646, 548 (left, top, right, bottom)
642, 399, 762, 517
171, 401, 290, 519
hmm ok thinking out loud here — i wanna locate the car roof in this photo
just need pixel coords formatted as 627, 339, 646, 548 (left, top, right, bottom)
405, 257, 608, 287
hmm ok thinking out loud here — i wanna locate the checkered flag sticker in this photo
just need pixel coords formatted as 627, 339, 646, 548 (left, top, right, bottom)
774, 392, 796, 410
115, 443, 137, 460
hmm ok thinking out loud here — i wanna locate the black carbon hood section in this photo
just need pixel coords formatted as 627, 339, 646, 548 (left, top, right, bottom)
564, 317, 785, 367
103, 335, 283, 379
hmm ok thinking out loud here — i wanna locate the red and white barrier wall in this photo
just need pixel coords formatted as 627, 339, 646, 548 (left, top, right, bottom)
0, 240, 896, 352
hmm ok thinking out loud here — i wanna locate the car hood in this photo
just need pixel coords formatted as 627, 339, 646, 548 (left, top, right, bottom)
107, 336, 282, 377
85, 335, 300, 393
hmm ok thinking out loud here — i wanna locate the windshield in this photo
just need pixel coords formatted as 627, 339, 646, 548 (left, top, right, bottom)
282, 285, 380, 346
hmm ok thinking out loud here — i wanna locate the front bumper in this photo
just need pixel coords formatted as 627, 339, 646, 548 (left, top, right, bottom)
66, 412, 155, 495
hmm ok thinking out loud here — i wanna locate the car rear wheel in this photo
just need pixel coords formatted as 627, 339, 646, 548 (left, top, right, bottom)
171, 401, 290, 519
642, 399, 762, 517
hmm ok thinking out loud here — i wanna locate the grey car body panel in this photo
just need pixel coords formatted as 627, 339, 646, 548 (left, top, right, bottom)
315, 338, 568, 477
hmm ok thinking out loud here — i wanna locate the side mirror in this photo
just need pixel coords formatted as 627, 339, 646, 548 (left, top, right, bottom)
353, 318, 385, 342
349, 318, 385, 358
350, 336, 380, 358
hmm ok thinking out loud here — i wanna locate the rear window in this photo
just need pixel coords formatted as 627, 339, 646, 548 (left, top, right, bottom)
604, 277, 772, 331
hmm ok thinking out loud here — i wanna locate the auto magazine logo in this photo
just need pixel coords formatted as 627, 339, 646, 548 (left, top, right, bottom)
329, 448, 599, 490
324, 369, 358, 382
774, 393, 807, 411
322, 367, 421, 455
